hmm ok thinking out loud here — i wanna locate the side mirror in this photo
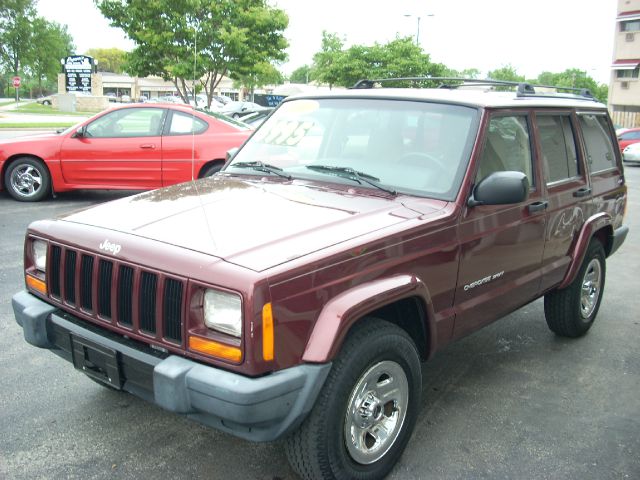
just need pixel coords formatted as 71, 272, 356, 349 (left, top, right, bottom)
226, 147, 239, 163
72, 127, 85, 138
468, 171, 529, 207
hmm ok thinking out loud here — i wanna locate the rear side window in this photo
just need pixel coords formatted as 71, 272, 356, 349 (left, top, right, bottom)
168, 111, 208, 135
537, 115, 579, 183
578, 114, 616, 172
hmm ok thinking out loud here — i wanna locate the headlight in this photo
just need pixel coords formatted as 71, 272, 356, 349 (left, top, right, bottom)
203, 289, 242, 337
32, 240, 48, 272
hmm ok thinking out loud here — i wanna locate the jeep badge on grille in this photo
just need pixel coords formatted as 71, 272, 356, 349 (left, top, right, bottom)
99, 239, 121, 255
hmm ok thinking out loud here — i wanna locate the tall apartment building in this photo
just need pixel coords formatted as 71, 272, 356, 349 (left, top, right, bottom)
610, 0, 640, 126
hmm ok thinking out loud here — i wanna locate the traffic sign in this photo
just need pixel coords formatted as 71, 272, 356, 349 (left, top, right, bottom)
12, 76, 21, 88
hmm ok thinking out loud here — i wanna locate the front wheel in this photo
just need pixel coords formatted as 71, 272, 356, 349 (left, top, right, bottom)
285, 318, 421, 480
4, 157, 51, 202
544, 240, 606, 337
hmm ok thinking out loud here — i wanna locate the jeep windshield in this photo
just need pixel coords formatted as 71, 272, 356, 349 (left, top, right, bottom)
225, 97, 480, 200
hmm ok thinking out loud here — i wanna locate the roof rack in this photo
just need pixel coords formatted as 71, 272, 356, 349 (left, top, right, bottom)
350, 77, 596, 101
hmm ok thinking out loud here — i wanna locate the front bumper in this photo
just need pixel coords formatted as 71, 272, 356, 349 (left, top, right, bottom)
12, 290, 330, 442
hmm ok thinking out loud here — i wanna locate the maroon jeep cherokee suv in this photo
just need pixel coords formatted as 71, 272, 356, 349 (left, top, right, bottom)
13, 79, 628, 480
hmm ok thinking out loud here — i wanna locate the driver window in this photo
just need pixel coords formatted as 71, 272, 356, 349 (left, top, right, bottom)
85, 108, 164, 138
476, 115, 534, 187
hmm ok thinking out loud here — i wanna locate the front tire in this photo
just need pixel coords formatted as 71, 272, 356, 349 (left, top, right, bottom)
4, 157, 51, 202
544, 240, 606, 337
285, 318, 421, 480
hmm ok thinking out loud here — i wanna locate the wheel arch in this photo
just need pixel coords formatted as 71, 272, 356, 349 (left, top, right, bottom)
198, 158, 225, 178
301, 275, 436, 364
558, 212, 613, 290
2, 154, 52, 192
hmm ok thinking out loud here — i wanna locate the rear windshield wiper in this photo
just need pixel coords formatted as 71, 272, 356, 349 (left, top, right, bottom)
305, 165, 397, 195
230, 161, 293, 180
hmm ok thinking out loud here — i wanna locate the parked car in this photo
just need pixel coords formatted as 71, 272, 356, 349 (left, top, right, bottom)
622, 141, 640, 164
12, 79, 628, 479
617, 127, 640, 152
213, 94, 232, 105
238, 107, 273, 126
221, 100, 266, 119
36, 95, 54, 106
0, 103, 252, 201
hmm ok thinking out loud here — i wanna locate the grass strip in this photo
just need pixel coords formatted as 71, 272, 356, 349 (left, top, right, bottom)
0, 122, 75, 129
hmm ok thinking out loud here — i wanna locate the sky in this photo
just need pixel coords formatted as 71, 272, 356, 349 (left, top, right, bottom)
36, 0, 618, 84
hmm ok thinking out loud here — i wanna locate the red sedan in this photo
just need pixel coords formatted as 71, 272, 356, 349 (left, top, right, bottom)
617, 127, 640, 153
0, 103, 252, 201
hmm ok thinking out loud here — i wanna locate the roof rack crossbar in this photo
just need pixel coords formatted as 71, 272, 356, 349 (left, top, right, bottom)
350, 77, 597, 100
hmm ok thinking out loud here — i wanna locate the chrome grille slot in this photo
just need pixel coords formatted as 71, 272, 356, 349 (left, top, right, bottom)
98, 260, 113, 318
139, 271, 157, 334
64, 250, 77, 305
163, 278, 183, 342
80, 254, 94, 311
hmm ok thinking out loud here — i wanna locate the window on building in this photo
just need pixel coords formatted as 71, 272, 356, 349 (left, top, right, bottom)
620, 20, 640, 31
476, 115, 534, 187
578, 115, 617, 172
616, 67, 640, 79
537, 115, 580, 183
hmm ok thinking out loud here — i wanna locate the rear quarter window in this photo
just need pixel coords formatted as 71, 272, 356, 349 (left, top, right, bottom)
578, 114, 617, 173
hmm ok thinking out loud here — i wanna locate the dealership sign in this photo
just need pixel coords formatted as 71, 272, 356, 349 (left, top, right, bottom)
63, 55, 94, 94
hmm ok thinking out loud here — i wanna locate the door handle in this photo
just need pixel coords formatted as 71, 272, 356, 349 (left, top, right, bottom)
140, 144, 156, 149
573, 187, 591, 198
528, 201, 548, 213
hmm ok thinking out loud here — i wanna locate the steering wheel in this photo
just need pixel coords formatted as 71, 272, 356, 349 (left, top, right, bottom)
396, 152, 447, 173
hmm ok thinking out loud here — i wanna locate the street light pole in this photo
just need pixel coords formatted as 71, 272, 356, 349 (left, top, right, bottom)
404, 13, 433, 46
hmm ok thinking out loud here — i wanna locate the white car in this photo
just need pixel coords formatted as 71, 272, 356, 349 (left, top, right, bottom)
622, 142, 640, 164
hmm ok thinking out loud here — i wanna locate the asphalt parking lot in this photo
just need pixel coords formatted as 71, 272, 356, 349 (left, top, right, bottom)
0, 167, 638, 480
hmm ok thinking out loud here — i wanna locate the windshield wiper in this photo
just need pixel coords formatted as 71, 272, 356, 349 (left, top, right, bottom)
305, 165, 397, 195
230, 161, 293, 180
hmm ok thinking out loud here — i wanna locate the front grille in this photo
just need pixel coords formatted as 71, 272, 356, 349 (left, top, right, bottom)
48, 244, 185, 345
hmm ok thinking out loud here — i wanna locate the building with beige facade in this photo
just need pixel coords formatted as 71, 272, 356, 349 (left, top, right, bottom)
610, 0, 640, 126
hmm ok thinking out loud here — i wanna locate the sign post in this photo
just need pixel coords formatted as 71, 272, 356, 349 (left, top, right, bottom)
12, 76, 21, 103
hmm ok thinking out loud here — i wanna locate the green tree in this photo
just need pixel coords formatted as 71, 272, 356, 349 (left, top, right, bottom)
232, 61, 283, 100
312, 35, 446, 88
289, 64, 314, 84
536, 68, 607, 103
85, 47, 127, 73
312, 31, 345, 89
29, 19, 74, 92
97, 0, 289, 108
487, 64, 526, 83
0, 0, 36, 97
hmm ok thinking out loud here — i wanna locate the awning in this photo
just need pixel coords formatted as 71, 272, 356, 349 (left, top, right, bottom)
611, 59, 640, 70
617, 10, 640, 21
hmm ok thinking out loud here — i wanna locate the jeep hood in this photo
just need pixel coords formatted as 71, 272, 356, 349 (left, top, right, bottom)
61, 177, 444, 271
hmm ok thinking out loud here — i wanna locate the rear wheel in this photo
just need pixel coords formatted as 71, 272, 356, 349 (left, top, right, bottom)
285, 318, 421, 480
4, 157, 51, 201
544, 240, 606, 337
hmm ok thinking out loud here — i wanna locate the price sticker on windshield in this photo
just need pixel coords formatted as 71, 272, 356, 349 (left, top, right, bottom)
256, 119, 315, 146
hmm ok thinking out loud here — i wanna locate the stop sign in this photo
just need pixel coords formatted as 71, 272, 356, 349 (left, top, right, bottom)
12, 76, 21, 88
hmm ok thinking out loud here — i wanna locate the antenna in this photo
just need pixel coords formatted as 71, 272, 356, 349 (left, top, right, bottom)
191, 21, 197, 182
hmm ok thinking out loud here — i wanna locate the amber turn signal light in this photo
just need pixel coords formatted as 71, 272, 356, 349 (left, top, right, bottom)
262, 303, 274, 361
26, 274, 47, 295
188, 335, 242, 362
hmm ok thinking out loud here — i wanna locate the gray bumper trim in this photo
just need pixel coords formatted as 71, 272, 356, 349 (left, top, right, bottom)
608, 225, 629, 257
12, 290, 331, 442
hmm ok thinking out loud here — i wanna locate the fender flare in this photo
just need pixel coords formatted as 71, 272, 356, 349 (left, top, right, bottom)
302, 274, 436, 363
558, 212, 611, 289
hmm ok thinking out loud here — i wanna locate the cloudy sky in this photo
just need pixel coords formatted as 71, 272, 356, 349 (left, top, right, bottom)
36, 0, 617, 84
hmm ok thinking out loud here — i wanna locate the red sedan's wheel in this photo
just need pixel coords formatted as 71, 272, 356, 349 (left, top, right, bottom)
5, 157, 51, 202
